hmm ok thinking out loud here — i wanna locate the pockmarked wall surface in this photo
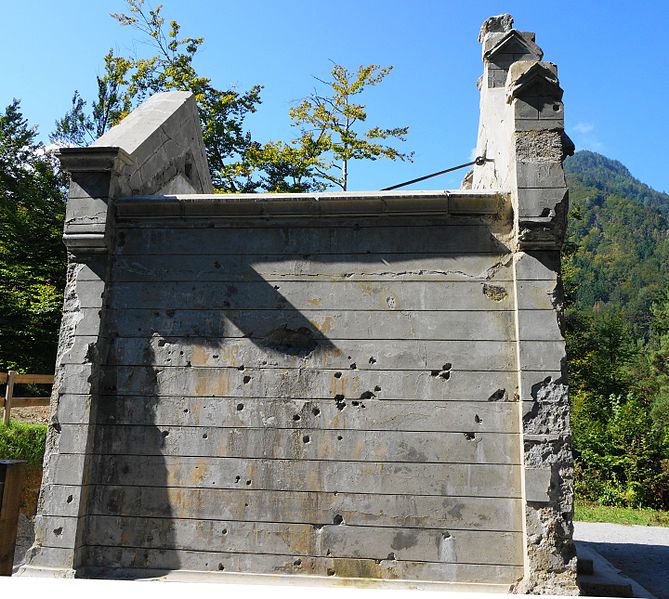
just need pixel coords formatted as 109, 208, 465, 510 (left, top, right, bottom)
20, 15, 578, 594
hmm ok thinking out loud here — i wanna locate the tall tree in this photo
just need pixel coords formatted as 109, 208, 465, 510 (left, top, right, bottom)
0, 100, 67, 373
53, 0, 263, 192
283, 63, 413, 191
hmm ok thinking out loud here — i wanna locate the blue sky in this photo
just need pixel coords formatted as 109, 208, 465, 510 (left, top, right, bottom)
3, 0, 669, 192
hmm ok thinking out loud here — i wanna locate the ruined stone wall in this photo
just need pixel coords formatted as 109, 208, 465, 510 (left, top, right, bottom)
20, 15, 577, 594
71, 192, 526, 585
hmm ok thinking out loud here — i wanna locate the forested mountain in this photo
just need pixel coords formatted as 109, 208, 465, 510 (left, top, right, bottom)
564, 151, 669, 336
563, 151, 669, 509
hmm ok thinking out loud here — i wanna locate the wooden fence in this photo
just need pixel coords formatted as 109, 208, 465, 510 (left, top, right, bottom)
0, 371, 53, 425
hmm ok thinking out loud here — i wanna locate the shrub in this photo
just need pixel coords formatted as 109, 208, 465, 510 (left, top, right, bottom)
0, 421, 47, 465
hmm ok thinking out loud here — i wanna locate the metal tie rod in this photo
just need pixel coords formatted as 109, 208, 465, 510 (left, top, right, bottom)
381, 156, 489, 191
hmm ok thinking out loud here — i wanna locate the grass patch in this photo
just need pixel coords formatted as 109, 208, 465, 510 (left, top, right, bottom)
575, 500, 669, 527
0, 421, 47, 465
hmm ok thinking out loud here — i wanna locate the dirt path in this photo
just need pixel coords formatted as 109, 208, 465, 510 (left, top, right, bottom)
574, 521, 669, 599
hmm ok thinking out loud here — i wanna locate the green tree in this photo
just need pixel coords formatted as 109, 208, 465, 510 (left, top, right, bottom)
53, 0, 263, 192
263, 63, 413, 191
0, 100, 67, 373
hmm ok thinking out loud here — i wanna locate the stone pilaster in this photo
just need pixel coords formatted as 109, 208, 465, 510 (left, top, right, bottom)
475, 15, 578, 594
19, 91, 212, 577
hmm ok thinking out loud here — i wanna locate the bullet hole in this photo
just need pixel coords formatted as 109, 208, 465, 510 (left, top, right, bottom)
327, 568, 336, 577
244, 503, 249, 507
553, 103, 561, 111
222, 528, 228, 535
202, 433, 208, 439
245, 479, 252, 486
334, 372, 342, 379
235, 476, 241, 483
349, 363, 357, 370
334, 395, 346, 411
387, 552, 396, 561
369, 356, 377, 364
442, 531, 452, 539
53, 527, 63, 536
302, 435, 311, 444
243, 375, 251, 384
237, 365, 245, 371
374, 559, 381, 565
162, 430, 169, 438
333, 514, 344, 525
183, 409, 189, 413
293, 559, 302, 567
293, 414, 301, 422
218, 563, 225, 571
374, 385, 381, 392
312, 407, 321, 416
326, 549, 332, 557
474, 414, 482, 424
179, 350, 184, 356
212, 354, 219, 359
386, 296, 396, 309
333, 492, 338, 496
482, 283, 508, 302
464, 432, 476, 441
313, 524, 323, 531
214, 261, 221, 269
430, 363, 452, 380
158, 339, 167, 347
236, 403, 244, 411
488, 388, 507, 402
347, 356, 352, 360
359, 391, 375, 400
273, 285, 280, 290
185, 360, 192, 368
337, 435, 343, 441
66, 495, 73, 504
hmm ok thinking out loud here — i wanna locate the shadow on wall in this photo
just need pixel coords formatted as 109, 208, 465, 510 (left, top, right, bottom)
82, 216, 513, 575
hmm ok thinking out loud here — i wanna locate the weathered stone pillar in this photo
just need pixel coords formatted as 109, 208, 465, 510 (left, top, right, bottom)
474, 15, 578, 594
19, 92, 212, 577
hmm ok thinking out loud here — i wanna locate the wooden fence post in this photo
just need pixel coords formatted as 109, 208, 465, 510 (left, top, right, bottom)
3, 371, 17, 425
0, 460, 26, 575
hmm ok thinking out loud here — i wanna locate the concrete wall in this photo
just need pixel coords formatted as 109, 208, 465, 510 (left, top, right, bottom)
20, 15, 577, 594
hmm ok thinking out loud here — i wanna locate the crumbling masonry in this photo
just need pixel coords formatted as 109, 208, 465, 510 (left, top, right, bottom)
19, 15, 578, 594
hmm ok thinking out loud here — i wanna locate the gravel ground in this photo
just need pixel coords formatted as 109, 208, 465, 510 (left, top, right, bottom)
574, 521, 669, 599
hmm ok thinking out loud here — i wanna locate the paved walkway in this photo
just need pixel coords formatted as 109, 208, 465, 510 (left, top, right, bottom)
574, 521, 669, 599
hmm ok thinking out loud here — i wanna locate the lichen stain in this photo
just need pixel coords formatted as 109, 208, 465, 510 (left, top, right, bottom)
194, 369, 228, 397
307, 297, 322, 306
356, 283, 376, 297
327, 557, 400, 581
312, 316, 334, 334
191, 345, 209, 367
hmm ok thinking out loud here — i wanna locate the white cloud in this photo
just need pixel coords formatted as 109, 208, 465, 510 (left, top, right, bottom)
573, 122, 594, 135
571, 122, 604, 152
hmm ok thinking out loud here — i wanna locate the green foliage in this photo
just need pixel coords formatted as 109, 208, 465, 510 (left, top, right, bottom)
572, 393, 668, 508
263, 63, 413, 191
574, 500, 669, 526
55, 0, 263, 192
565, 150, 669, 509
0, 100, 67, 373
0, 421, 47, 465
